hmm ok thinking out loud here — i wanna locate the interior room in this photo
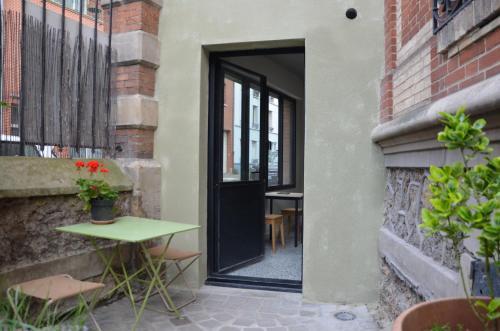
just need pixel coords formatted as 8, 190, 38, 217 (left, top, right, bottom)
208, 50, 305, 288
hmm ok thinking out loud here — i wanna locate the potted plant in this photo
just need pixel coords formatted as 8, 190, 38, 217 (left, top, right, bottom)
393, 108, 500, 331
75, 160, 118, 224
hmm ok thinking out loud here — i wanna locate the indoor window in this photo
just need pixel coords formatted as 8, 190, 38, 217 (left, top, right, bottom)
267, 92, 296, 189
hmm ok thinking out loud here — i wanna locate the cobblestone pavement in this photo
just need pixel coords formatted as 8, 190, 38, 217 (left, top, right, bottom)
94, 286, 380, 331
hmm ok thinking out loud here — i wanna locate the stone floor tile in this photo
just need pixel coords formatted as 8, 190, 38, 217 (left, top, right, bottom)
219, 327, 241, 331
266, 327, 287, 331
170, 317, 193, 326
233, 317, 256, 327
178, 325, 204, 331
93, 285, 381, 331
199, 318, 223, 329
212, 312, 235, 322
255, 318, 276, 327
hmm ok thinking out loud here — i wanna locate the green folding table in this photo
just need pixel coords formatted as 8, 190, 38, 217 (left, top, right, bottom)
56, 216, 200, 331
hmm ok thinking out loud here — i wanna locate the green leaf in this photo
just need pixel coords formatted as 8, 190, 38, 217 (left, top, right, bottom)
429, 166, 447, 183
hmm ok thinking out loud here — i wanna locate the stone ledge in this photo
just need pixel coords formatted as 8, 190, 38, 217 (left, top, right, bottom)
372, 74, 500, 143
101, 0, 163, 9
113, 31, 160, 68
437, 0, 500, 53
116, 94, 158, 129
379, 227, 462, 299
0, 157, 133, 199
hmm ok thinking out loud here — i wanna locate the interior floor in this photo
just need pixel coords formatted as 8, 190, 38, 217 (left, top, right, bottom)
227, 226, 302, 281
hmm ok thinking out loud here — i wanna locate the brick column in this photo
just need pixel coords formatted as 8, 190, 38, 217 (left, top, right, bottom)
380, 0, 397, 123
103, 0, 161, 158
102, 0, 162, 218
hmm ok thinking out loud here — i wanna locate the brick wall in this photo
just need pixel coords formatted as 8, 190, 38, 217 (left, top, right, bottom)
380, 0, 500, 122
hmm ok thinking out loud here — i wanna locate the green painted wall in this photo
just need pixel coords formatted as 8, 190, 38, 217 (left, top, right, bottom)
156, 0, 385, 303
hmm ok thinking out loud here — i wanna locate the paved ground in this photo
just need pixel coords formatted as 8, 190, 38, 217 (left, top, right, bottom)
94, 285, 380, 331
228, 232, 302, 281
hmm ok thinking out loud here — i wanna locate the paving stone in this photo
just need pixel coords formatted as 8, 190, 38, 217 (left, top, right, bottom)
178, 325, 204, 331
93, 285, 380, 331
213, 313, 235, 322
255, 318, 276, 327
299, 310, 316, 317
219, 327, 241, 331
170, 317, 193, 326
199, 318, 223, 329
233, 318, 255, 327
266, 327, 287, 331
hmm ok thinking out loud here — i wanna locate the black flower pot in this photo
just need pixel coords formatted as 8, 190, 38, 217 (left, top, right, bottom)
90, 199, 115, 224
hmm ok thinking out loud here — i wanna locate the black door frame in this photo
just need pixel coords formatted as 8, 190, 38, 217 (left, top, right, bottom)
207, 47, 305, 292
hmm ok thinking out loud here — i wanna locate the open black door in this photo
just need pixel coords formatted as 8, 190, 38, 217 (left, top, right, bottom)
209, 59, 268, 274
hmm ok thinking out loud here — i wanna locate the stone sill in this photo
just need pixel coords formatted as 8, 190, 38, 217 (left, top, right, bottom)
0, 157, 133, 199
379, 227, 462, 299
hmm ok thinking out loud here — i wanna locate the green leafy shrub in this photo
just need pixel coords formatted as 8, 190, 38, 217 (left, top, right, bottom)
420, 107, 500, 330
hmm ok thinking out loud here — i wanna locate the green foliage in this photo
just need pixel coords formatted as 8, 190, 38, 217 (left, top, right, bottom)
0, 289, 88, 330
426, 323, 463, 331
420, 107, 500, 330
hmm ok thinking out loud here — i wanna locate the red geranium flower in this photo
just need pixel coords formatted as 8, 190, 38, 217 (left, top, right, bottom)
100, 168, 109, 173
86, 160, 100, 169
75, 160, 85, 169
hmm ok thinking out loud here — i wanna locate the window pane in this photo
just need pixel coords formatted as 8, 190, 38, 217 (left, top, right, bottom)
223, 75, 242, 182
249, 85, 260, 181
282, 99, 294, 185
268, 94, 279, 186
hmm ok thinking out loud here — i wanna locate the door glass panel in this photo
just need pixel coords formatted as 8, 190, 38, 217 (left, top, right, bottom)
223, 75, 242, 182
282, 99, 294, 185
268, 94, 279, 186
249, 85, 260, 181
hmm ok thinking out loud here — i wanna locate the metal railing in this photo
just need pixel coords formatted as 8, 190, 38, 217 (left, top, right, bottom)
0, 0, 115, 158
433, 0, 474, 34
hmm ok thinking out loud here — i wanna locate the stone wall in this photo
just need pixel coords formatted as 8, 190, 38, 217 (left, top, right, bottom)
0, 158, 135, 288
0, 193, 131, 274
383, 168, 462, 271
378, 168, 468, 318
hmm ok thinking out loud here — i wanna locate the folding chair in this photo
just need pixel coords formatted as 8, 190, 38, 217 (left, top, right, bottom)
7, 274, 104, 331
146, 246, 201, 311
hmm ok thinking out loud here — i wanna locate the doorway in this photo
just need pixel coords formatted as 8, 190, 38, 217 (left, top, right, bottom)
207, 48, 305, 292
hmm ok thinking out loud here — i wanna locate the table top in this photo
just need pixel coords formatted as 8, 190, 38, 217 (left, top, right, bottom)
265, 192, 303, 199
56, 216, 200, 242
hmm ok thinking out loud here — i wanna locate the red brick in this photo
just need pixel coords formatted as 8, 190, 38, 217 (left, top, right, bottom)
431, 64, 447, 81
465, 60, 479, 77
486, 63, 500, 79
447, 55, 460, 72
444, 67, 465, 87
459, 40, 485, 65
459, 72, 485, 89
479, 47, 500, 70
485, 27, 500, 51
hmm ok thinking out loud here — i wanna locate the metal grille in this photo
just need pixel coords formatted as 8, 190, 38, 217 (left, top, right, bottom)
433, 0, 473, 34
0, 0, 114, 158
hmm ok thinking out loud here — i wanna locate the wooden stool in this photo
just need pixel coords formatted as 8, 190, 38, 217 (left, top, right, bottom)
265, 214, 285, 254
281, 208, 303, 237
